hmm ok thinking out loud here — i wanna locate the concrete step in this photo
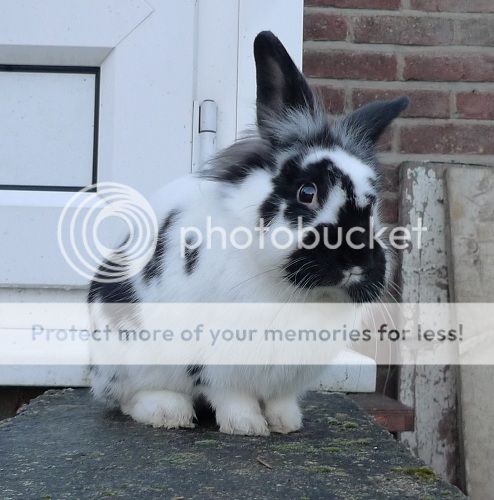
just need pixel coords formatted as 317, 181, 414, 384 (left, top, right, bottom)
0, 389, 463, 499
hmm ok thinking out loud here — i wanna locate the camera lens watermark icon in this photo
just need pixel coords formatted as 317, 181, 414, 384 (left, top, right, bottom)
57, 182, 158, 283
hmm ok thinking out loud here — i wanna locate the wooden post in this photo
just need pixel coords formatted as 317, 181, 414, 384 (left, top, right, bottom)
446, 166, 494, 498
398, 162, 460, 485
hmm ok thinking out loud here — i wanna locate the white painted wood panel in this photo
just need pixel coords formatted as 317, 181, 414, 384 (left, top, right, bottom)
398, 163, 460, 484
0, 70, 96, 188
0, 0, 153, 65
0, 0, 375, 392
0, 0, 197, 287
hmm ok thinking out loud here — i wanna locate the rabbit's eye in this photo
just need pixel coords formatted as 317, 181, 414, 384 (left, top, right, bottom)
297, 183, 318, 207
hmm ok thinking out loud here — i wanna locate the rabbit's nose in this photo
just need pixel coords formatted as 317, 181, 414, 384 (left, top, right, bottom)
348, 266, 364, 276
341, 266, 364, 286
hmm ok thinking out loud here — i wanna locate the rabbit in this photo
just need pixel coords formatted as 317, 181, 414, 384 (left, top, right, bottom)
88, 31, 409, 435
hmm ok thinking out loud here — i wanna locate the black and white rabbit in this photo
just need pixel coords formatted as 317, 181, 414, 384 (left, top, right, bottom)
88, 31, 408, 435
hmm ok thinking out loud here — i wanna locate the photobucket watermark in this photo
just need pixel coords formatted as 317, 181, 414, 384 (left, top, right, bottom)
57, 182, 158, 282
57, 182, 427, 282
179, 216, 427, 256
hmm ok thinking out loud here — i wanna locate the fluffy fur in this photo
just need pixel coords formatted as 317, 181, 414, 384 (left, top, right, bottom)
88, 31, 408, 434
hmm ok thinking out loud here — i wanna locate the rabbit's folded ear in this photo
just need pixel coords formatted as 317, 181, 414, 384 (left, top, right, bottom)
254, 31, 314, 130
342, 96, 409, 144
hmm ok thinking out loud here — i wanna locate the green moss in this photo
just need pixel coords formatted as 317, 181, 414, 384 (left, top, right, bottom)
166, 452, 203, 466
392, 466, 437, 482
272, 442, 318, 454
321, 446, 340, 453
335, 413, 349, 419
195, 439, 217, 446
329, 437, 373, 449
325, 416, 359, 430
326, 417, 340, 426
101, 490, 118, 497
306, 465, 336, 474
305, 465, 349, 477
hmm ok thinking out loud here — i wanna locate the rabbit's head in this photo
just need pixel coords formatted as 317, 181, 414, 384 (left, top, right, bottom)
206, 32, 408, 303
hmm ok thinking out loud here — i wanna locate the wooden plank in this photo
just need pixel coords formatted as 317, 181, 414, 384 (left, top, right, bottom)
349, 393, 414, 433
398, 162, 460, 485
446, 166, 494, 499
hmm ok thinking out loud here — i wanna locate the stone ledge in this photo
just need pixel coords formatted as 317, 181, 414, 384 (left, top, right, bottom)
0, 389, 463, 499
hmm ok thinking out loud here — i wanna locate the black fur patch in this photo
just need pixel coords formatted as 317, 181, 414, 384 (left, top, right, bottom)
187, 364, 205, 386
341, 96, 409, 145
102, 373, 119, 397
277, 121, 334, 151
259, 193, 280, 226
201, 145, 276, 185
259, 156, 337, 228
254, 31, 315, 131
283, 216, 386, 303
142, 210, 179, 283
184, 246, 200, 275
280, 163, 385, 303
88, 255, 137, 304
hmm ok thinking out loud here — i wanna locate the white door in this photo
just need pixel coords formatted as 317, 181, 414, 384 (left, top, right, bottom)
0, 0, 304, 291
0, 0, 309, 385
1, 0, 199, 289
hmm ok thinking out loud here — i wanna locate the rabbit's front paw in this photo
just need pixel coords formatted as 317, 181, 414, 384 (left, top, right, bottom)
265, 396, 302, 434
212, 393, 269, 436
218, 411, 270, 436
122, 390, 195, 429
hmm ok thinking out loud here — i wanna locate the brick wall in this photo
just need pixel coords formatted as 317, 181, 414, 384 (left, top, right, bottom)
303, 0, 494, 224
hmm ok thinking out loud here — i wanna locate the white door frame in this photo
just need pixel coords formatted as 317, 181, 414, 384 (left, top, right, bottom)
0, 0, 306, 386
0, 0, 198, 288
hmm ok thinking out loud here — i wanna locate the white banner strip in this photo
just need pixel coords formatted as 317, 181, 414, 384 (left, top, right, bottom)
0, 303, 492, 365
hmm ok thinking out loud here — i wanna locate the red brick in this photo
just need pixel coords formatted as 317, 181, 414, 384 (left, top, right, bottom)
306, 0, 400, 8
403, 54, 494, 82
456, 18, 494, 46
304, 49, 397, 80
376, 163, 400, 193
352, 15, 454, 46
379, 195, 399, 224
352, 88, 450, 118
399, 123, 494, 154
376, 125, 394, 152
410, 0, 494, 13
304, 12, 348, 41
311, 84, 346, 114
456, 91, 494, 120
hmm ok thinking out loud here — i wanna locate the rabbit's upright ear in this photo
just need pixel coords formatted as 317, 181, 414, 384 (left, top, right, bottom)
254, 31, 314, 130
341, 96, 409, 144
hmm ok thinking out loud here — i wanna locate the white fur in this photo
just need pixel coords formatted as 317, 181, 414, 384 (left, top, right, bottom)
264, 394, 303, 434
121, 390, 195, 429
89, 50, 392, 434
304, 147, 376, 208
205, 390, 269, 436
89, 161, 386, 434
313, 185, 347, 226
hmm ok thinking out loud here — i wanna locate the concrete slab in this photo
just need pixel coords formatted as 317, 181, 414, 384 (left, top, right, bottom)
0, 389, 463, 499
